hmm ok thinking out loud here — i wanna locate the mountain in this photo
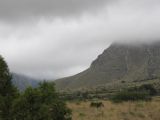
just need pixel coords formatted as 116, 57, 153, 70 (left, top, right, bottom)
12, 73, 39, 91
55, 42, 160, 90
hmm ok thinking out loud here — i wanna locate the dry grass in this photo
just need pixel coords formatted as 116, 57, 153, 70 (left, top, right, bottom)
67, 96, 160, 120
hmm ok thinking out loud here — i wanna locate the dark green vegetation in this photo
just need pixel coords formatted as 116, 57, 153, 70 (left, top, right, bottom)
12, 82, 71, 120
111, 90, 150, 102
59, 83, 159, 102
55, 42, 160, 91
110, 84, 157, 102
0, 56, 19, 120
0, 55, 71, 120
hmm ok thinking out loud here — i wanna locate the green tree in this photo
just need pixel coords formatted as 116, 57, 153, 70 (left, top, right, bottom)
0, 55, 71, 120
139, 84, 157, 96
0, 55, 19, 120
12, 81, 72, 120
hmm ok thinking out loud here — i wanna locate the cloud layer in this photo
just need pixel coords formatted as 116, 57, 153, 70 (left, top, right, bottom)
0, 0, 160, 79
0, 0, 108, 21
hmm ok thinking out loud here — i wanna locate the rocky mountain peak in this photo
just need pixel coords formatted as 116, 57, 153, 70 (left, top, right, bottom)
55, 41, 160, 90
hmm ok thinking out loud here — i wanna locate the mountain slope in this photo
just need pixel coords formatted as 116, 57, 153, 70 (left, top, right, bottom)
12, 73, 39, 90
55, 42, 160, 90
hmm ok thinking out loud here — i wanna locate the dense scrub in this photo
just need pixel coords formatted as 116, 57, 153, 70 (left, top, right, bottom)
59, 83, 159, 102
0, 55, 71, 120
111, 91, 151, 102
110, 84, 157, 102
11, 82, 72, 120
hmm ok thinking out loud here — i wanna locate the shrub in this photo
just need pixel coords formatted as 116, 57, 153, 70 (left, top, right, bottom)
0, 55, 72, 120
139, 84, 157, 96
110, 84, 157, 102
111, 90, 151, 102
0, 55, 19, 120
11, 82, 72, 120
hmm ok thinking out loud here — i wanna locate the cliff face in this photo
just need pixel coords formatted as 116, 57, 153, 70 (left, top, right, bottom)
55, 42, 160, 90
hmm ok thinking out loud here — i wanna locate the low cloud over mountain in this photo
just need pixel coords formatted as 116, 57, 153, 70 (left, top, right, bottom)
0, 0, 160, 79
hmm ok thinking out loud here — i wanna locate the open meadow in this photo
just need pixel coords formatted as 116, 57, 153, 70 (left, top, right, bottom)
68, 97, 160, 120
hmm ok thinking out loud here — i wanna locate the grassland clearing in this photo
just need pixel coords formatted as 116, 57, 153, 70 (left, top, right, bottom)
68, 96, 160, 120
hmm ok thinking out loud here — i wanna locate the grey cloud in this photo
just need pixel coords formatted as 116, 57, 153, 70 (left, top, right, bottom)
0, 0, 109, 21
0, 0, 160, 79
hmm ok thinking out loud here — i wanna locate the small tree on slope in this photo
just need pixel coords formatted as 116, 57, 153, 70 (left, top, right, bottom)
0, 55, 19, 120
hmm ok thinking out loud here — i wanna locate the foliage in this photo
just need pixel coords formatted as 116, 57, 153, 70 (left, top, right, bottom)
0, 55, 71, 120
126, 84, 157, 96
111, 90, 151, 102
0, 55, 19, 120
110, 84, 158, 102
11, 82, 72, 120
138, 84, 157, 96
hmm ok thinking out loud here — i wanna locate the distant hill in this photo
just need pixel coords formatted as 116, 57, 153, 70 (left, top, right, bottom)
55, 42, 160, 90
12, 73, 40, 91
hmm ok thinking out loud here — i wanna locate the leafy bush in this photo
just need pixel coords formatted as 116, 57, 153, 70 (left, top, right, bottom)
0, 55, 72, 120
111, 90, 151, 102
0, 55, 19, 120
11, 82, 72, 120
138, 84, 157, 96
111, 84, 157, 103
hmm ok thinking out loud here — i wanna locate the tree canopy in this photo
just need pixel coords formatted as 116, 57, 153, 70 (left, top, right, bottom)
0, 55, 72, 120
12, 82, 71, 120
0, 55, 19, 120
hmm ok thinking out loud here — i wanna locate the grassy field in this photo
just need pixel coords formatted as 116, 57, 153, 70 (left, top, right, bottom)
68, 97, 160, 120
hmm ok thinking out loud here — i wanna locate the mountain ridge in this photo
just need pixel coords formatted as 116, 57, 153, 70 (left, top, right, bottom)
55, 42, 160, 90
12, 73, 39, 90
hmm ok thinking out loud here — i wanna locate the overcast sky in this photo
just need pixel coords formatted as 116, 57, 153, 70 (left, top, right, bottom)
0, 0, 160, 79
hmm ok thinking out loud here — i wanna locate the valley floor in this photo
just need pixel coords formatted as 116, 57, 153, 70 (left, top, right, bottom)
68, 96, 160, 120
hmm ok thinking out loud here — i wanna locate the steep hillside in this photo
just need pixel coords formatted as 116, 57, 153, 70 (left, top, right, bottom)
12, 73, 39, 90
55, 42, 160, 90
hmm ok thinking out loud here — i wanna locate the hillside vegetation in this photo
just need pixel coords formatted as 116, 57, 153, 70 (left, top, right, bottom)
0, 55, 71, 120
